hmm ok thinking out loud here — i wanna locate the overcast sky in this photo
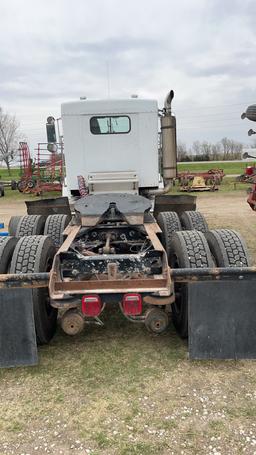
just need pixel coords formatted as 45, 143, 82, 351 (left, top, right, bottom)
0, 0, 256, 152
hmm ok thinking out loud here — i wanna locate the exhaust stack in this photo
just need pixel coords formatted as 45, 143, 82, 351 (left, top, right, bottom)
161, 90, 177, 182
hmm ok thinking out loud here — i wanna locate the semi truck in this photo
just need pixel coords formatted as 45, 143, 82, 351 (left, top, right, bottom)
0, 91, 255, 367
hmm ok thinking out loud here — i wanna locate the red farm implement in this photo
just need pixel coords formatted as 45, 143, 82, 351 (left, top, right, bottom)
241, 105, 256, 209
236, 163, 256, 184
178, 168, 225, 191
18, 142, 64, 194
178, 168, 225, 185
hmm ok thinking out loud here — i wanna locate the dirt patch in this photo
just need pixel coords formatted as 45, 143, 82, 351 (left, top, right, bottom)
197, 191, 256, 263
0, 199, 26, 230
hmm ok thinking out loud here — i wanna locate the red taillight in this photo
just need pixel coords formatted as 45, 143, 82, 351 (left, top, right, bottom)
122, 293, 142, 315
81, 295, 102, 317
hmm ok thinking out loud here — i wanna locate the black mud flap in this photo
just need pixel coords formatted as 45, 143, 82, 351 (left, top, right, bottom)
25, 197, 71, 217
154, 194, 196, 218
188, 281, 256, 359
0, 289, 38, 367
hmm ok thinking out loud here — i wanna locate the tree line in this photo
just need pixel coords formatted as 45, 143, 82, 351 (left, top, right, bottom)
177, 138, 244, 162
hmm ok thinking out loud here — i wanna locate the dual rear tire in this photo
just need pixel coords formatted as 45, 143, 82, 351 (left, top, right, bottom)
10, 235, 57, 344
158, 211, 250, 338
9, 215, 45, 237
7, 214, 70, 344
169, 230, 214, 338
157, 210, 208, 259
8, 213, 70, 248
205, 229, 249, 267
43, 214, 70, 247
180, 211, 208, 233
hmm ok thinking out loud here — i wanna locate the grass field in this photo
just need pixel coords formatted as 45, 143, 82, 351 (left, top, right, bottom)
1, 313, 255, 455
0, 168, 21, 181
177, 161, 255, 175
1, 191, 256, 454
2, 188, 60, 201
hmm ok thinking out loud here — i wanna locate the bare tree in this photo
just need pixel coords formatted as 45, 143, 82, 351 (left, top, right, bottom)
192, 140, 201, 156
210, 142, 222, 160
220, 137, 230, 159
177, 142, 190, 161
201, 141, 212, 159
178, 138, 244, 161
220, 137, 243, 160
0, 107, 22, 174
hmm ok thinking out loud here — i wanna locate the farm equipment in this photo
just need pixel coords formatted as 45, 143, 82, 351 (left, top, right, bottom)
17, 142, 63, 194
178, 169, 224, 192
0, 91, 256, 368
236, 163, 256, 184
179, 175, 218, 192
241, 104, 256, 209
178, 169, 224, 186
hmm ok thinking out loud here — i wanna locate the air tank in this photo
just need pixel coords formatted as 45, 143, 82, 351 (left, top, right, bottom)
160, 90, 177, 181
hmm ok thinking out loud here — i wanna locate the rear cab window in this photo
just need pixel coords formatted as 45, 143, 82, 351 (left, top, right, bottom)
90, 116, 131, 135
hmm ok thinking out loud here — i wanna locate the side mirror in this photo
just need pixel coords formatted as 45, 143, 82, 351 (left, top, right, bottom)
46, 116, 57, 143
242, 151, 256, 160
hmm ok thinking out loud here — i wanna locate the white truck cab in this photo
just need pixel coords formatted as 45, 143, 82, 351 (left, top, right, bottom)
61, 98, 159, 197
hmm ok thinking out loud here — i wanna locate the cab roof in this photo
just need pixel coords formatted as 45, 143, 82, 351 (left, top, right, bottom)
61, 98, 158, 116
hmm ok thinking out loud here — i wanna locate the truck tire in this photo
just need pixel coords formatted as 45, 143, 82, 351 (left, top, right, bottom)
169, 230, 214, 338
205, 229, 250, 267
10, 235, 57, 344
44, 214, 70, 248
180, 211, 208, 233
0, 237, 18, 273
157, 211, 182, 259
8, 216, 23, 236
16, 215, 45, 237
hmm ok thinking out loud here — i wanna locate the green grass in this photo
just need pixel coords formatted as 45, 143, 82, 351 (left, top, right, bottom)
0, 311, 255, 454
0, 161, 254, 182
0, 167, 21, 181
2, 187, 40, 200
178, 161, 255, 175
2, 187, 61, 200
